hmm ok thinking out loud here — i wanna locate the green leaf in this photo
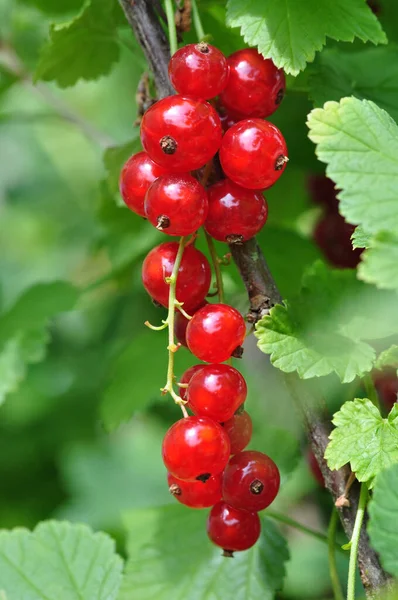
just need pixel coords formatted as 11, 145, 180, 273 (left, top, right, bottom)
368, 463, 398, 576
226, 0, 386, 76
0, 520, 123, 599
103, 139, 141, 196
352, 226, 372, 250
309, 47, 398, 124
358, 232, 398, 289
17, 0, 84, 15
375, 345, 398, 370
120, 504, 289, 600
0, 65, 19, 96
307, 97, 398, 236
34, 0, 121, 87
325, 399, 398, 486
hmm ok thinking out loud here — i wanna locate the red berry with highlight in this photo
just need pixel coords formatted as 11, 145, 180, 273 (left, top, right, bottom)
119, 151, 167, 217
169, 42, 229, 100
162, 416, 230, 481
205, 179, 268, 243
168, 472, 222, 508
186, 303, 246, 363
220, 48, 285, 119
220, 119, 288, 190
142, 242, 211, 312
207, 501, 261, 554
145, 174, 208, 235
175, 301, 207, 348
140, 95, 222, 172
178, 364, 204, 401
223, 410, 252, 454
222, 450, 280, 512
187, 364, 247, 422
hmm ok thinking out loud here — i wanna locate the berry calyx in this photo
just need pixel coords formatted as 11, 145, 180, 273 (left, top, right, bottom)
220, 119, 288, 190
220, 48, 285, 119
205, 179, 268, 242
187, 364, 247, 422
167, 472, 222, 508
140, 95, 222, 172
222, 410, 253, 454
119, 151, 167, 217
168, 43, 229, 100
222, 450, 280, 512
142, 242, 211, 312
186, 303, 246, 363
145, 174, 208, 235
207, 501, 261, 554
162, 416, 230, 481
178, 364, 204, 401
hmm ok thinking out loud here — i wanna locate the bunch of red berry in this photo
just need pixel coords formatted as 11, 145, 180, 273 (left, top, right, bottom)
119, 43, 287, 556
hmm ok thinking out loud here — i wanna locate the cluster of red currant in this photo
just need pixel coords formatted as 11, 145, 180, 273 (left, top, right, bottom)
119, 43, 287, 556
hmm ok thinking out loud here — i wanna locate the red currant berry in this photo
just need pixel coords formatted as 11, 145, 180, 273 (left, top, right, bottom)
187, 364, 247, 422
168, 472, 222, 508
220, 48, 285, 119
207, 501, 261, 554
313, 213, 362, 269
186, 303, 246, 363
169, 43, 229, 100
162, 416, 230, 481
140, 95, 222, 172
307, 174, 339, 212
178, 364, 204, 401
175, 301, 207, 348
205, 179, 268, 243
119, 151, 167, 217
145, 174, 208, 235
374, 370, 398, 411
222, 451, 280, 512
307, 449, 325, 487
142, 242, 211, 312
222, 410, 252, 455
220, 119, 288, 190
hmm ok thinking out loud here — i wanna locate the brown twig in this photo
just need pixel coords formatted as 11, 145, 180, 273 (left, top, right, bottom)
117, 0, 389, 593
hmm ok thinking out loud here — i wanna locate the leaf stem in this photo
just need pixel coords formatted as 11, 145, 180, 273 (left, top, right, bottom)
191, 0, 206, 41
328, 508, 345, 600
347, 484, 369, 600
204, 230, 225, 303
363, 373, 381, 411
164, 0, 178, 55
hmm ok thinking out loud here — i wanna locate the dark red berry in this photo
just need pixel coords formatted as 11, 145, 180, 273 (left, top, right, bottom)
307, 449, 325, 487
220, 48, 285, 119
186, 303, 246, 363
187, 364, 247, 422
222, 450, 280, 512
223, 411, 252, 455
205, 179, 268, 243
119, 151, 167, 217
220, 119, 288, 190
169, 43, 229, 100
307, 174, 339, 212
140, 95, 222, 172
175, 301, 207, 348
374, 370, 398, 411
168, 472, 222, 508
313, 212, 363, 269
217, 103, 238, 133
207, 501, 261, 554
178, 364, 204, 401
142, 242, 211, 312
162, 416, 230, 481
145, 174, 208, 235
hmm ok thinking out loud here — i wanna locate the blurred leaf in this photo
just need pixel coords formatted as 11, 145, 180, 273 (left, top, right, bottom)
308, 98, 398, 236
103, 138, 140, 196
17, 0, 84, 15
34, 0, 121, 87
250, 426, 300, 482
358, 232, 398, 290
352, 226, 372, 250
376, 345, 398, 370
0, 65, 19, 96
368, 463, 398, 576
0, 520, 123, 599
325, 399, 398, 486
265, 168, 312, 229
309, 48, 398, 123
226, 0, 386, 75
120, 505, 288, 600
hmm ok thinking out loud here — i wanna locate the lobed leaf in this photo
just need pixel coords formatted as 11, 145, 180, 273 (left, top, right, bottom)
358, 232, 398, 289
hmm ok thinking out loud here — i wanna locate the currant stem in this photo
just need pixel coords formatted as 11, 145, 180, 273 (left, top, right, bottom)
191, 0, 206, 41
328, 509, 345, 600
164, 0, 178, 55
363, 373, 381, 411
347, 484, 369, 600
205, 230, 225, 304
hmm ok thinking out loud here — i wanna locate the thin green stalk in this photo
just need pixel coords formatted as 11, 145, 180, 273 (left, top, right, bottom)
363, 373, 381, 411
204, 230, 225, 303
347, 484, 368, 600
191, 0, 206, 41
328, 509, 345, 600
266, 510, 345, 554
164, 0, 178, 55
